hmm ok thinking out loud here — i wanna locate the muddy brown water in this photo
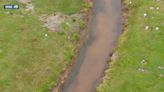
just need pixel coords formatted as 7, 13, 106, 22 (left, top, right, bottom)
62, 0, 122, 92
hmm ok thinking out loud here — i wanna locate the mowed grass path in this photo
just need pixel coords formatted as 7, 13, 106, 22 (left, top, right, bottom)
97, 0, 164, 92
0, 0, 84, 92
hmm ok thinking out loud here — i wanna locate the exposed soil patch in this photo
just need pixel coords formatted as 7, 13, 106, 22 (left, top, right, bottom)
121, 0, 129, 31
17, 0, 31, 4
17, 0, 34, 13
42, 13, 66, 32
40, 13, 82, 32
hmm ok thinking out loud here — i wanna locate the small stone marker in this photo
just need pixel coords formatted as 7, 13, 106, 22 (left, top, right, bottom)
145, 26, 149, 30
150, 6, 154, 10
155, 27, 159, 30
129, 1, 132, 4
143, 13, 147, 17
156, 7, 160, 10
45, 34, 48, 37
138, 68, 145, 72
141, 59, 147, 65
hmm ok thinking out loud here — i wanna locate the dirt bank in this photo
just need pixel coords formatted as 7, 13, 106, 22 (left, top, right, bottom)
97, 0, 129, 90
121, 0, 129, 32
51, 1, 92, 92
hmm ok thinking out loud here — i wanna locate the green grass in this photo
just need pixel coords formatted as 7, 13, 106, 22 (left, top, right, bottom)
97, 0, 164, 92
33, 0, 84, 14
0, 0, 84, 92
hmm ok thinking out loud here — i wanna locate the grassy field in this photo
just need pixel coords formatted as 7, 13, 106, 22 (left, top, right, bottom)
97, 0, 164, 92
0, 0, 84, 92
33, 0, 84, 14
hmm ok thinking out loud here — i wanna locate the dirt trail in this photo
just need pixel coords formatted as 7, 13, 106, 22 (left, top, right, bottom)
62, 0, 122, 92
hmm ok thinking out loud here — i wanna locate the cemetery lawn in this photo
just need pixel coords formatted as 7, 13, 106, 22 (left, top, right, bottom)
97, 0, 164, 92
0, 0, 84, 92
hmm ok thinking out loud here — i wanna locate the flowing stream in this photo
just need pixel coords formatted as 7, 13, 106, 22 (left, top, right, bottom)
62, 0, 122, 92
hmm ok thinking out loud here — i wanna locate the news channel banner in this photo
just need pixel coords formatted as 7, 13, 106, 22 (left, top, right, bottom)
4, 4, 19, 9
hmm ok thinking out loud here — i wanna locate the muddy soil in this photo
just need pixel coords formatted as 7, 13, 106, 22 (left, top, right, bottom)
61, 0, 122, 92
